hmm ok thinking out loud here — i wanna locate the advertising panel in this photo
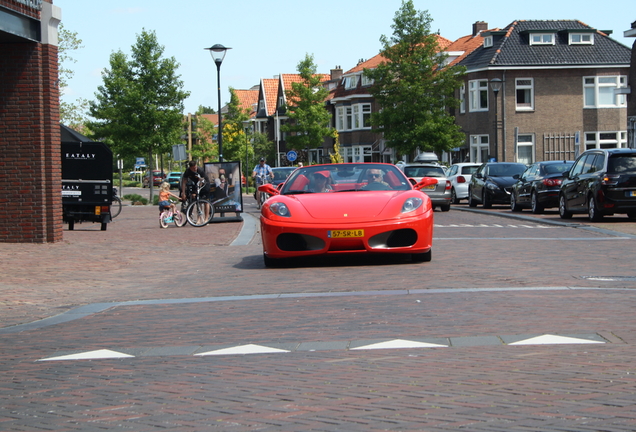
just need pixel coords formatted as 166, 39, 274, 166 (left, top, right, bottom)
203, 161, 243, 213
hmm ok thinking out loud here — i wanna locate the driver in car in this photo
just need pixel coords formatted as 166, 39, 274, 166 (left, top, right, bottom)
366, 169, 389, 188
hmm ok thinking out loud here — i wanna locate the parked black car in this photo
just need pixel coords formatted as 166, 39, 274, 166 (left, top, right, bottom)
468, 162, 527, 208
271, 167, 296, 188
559, 149, 636, 221
510, 160, 574, 213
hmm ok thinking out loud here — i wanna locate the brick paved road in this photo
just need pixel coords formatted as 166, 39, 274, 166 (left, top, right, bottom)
2, 197, 636, 430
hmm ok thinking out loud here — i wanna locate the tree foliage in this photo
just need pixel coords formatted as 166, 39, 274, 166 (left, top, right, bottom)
88, 29, 189, 167
365, 0, 465, 157
58, 23, 89, 131
222, 88, 252, 164
281, 54, 334, 151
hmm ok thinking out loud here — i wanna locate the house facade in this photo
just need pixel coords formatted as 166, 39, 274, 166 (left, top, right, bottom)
454, 20, 632, 164
625, 21, 636, 149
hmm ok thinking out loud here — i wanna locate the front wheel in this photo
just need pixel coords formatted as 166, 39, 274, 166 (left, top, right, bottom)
186, 199, 214, 227
111, 197, 122, 218
510, 192, 522, 212
263, 253, 284, 268
559, 194, 572, 219
159, 210, 169, 228
173, 210, 187, 227
468, 188, 477, 207
482, 190, 492, 209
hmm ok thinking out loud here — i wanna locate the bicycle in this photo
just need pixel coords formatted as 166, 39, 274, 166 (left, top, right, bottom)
185, 178, 215, 227
254, 173, 271, 210
111, 187, 122, 219
159, 199, 187, 228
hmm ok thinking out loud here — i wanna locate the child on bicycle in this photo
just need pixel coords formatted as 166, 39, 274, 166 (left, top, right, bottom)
159, 182, 181, 213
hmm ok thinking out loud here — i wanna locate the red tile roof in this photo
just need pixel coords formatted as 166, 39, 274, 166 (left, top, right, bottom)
261, 78, 279, 116
233, 89, 259, 118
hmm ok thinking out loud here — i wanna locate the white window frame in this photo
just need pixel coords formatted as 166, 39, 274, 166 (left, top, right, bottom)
470, 135, 489, 163
459, 84, 466, 114
516, 134, 535, 164
361, 74, 374, 86
344, 75, 359, 90
530, 33, 555, 45
483, 36, 493, 48
584, 131, 628, 150
515, 78, 534, 111
583, 76, 628, 108
468, 79, 488, 112
336, 103, 372, 131
569, 33, 594, 45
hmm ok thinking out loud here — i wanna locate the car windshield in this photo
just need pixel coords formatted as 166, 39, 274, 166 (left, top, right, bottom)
403, 166, 445, 178
608, 154, 636, 173
280, 163, 411, 194
486, 164, 526, 177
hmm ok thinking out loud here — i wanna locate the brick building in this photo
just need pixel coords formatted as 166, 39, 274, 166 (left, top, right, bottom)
1, 0, 62, 242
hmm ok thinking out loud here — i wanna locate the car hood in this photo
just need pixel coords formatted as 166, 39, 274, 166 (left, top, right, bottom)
487, 176, 518, 187
288, 191, 403, 220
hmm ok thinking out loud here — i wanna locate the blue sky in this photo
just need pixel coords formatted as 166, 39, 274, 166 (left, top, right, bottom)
55, 0, 634, 115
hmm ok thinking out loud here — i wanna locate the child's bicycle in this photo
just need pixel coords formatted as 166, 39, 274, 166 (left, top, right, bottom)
159, 199, 187, 228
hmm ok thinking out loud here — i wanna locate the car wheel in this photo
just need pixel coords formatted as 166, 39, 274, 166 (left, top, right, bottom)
531, 191, 544, 214
451, 188, 459, 204
468, 188, 477, 207
510, 192, 522, 212
559, 194, 572, 219
412, 249, 432, 263
588, 195, 603, 221
440, 204, 451, 212
482, 190, 492, 209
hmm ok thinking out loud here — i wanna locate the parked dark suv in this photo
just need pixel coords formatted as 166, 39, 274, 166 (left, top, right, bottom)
559, 148, 636, 221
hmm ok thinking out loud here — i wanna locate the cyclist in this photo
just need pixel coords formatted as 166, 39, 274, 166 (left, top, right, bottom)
252, 157, 273, 208
159, 182, 181, 214
181, 161, 211, 220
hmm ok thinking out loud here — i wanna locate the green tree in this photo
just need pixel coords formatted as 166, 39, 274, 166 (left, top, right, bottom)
88, 29, 189, 198
58, 23, 89, 131
281, 54, 333, 154
222, 88, 252, 164
365, 0, 465, 157
190, 108, 217, 162
197, 105, 215, 114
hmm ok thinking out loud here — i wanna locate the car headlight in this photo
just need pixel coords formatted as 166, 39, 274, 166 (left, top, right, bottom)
269, 202, 291, 217
402, 197, 423, 213
486, 182, 500, 191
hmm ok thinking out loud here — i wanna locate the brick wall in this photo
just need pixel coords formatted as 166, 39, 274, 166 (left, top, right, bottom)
0, 0, 62, 242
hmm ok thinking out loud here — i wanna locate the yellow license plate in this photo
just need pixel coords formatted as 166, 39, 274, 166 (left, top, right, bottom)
328, 229, 364, 238
423, 185, 435, 190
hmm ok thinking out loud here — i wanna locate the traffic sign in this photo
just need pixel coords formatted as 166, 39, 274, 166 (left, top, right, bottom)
286, 150, 297, 162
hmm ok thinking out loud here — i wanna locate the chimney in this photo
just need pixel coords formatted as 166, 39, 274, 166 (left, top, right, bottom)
331, 66, 343, 81
473, 21, 488, 36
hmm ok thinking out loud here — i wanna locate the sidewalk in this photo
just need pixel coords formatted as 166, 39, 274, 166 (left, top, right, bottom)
0, 203, 255, 330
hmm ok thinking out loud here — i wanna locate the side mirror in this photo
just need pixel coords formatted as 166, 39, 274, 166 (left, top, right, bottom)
512, 174, 520, 180
413, 177, 437, 191
258, 183, 279, 196
474, 173, 483, 179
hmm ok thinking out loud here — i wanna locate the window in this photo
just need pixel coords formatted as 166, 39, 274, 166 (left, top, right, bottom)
530, 33, 554, 45
584, 131, 627, 150
468, 80, 488, 112
344, 75, 359, 90
584, 76, 627, 108
258, 100, 265, 111
515, 78, 534, 111
569, 33, 594, 45
459, 84, 466, 114
343, 145, 373, 163
516, 134, 535, 164
470, 135, 489, 163
483, 36, 493, 48
335, 103, 372, 131
361, 74, 374, 86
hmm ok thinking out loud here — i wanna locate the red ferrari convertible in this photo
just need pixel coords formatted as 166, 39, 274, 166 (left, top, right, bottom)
257, 163, 436, 267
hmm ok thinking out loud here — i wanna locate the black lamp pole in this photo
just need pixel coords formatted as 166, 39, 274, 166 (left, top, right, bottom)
205, 44, 231, 162
490, 78, 502, 162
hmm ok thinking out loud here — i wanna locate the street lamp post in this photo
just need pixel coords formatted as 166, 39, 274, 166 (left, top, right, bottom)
490, 78, 502, 162
205, 44, 231, 162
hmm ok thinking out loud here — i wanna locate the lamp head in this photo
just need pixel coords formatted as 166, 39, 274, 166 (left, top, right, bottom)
490, 78, 502, 94
205, 44, 231, 65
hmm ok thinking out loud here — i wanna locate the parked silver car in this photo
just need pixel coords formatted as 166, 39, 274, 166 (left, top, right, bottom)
446, 163, 481, 204
401, 163, 451, 211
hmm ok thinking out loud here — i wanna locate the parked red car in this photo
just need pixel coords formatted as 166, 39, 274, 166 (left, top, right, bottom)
142, 170, 165, 187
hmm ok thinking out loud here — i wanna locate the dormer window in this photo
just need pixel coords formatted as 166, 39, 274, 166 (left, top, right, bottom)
344, 75, 359, 90
569, 33, 594, 45
483, 36, 493, 48
530, 33, 555, 45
